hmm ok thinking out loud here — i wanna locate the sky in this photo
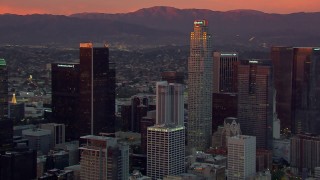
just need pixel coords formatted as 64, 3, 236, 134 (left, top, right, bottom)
0, 0, 319, 15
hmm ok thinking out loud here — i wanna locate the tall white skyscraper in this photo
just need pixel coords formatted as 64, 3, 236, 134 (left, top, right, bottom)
147, 81, 185, 179
147, 126, 185, 179
227, 135, 256, 180
187, 20, 213, 152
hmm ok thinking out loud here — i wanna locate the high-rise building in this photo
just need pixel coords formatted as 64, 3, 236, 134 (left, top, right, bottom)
212, 52, 238, 134
147, 82, 185, 179
293, 48, 320, 135
290, 133, 320, 175
51, 63, 80, 140
227, 135, 256, 180
147, 126, 185, 179
271, 47, 320, 134
156, 82, 184, 126
0, 59, 12, 153
0, 58, 8, 119
237, 60, 274, 150
78, 43, 115, 136
187, 20, 213, 152
52, 49, 116, 139
79, 135, 129, 180
213, 52, 238, 93
271, 47, 294, 132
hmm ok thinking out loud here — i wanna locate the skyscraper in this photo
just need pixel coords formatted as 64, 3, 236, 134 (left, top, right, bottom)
290, 133, 320, 175
0, 58, 12, 153
227, 135, 256, 180
213, 52, 238, 93
147, 81, 185, 179
237, 60, 274, 150
271, 47, 294, 132
147, 126, 185, 179
51, 63, 80, 140
0, 58, 8, 119
78, 43, 115, 136
271, 47, 320, 134
156, 81, 184, 126
187, 20, 213, 152
52, 43, 116, 139
293, 48, 320, 135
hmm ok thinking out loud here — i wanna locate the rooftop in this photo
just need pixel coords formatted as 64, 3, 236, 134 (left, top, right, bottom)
0, 58, 6, 66
22, 128, 51, 136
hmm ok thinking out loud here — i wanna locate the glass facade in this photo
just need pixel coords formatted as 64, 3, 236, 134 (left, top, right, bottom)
79, 44, 115, 136
52, 63, 80, 140
187, 20, 213, 152
237, 60, 274, 150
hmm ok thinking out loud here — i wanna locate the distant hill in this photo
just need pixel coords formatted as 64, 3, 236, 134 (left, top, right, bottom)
0, 13, 185, 47
0, 6, 320, 48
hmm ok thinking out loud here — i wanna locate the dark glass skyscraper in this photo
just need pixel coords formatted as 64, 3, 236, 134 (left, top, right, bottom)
52, 63, 80, 140
271, 47, 294, 132
78, 43, 115, 136
0, 59, 8, 119
0, 59, 12, 153
212, 93, 237, 133
213, 52, 238, 93
293, 48, 320, 135
52, 43, 115, 139
237, 60, 274, 150
271, 47, 320, 134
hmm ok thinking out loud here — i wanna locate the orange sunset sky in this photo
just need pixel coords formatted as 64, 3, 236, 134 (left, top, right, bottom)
0, 0, 319, 15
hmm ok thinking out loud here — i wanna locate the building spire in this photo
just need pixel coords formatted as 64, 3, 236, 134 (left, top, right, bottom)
11, 93, 17, 104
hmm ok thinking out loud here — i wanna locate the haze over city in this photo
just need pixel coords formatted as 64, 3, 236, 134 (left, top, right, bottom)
0, 0, 320, 15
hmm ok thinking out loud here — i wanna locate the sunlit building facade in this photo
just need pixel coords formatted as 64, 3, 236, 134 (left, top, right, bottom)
187, 20, 213, 152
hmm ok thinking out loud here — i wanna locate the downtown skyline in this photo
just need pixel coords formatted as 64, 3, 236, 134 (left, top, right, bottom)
0, 0, 320, 15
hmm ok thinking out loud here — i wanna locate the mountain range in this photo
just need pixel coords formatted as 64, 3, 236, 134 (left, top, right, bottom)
0, 6, 319, 48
